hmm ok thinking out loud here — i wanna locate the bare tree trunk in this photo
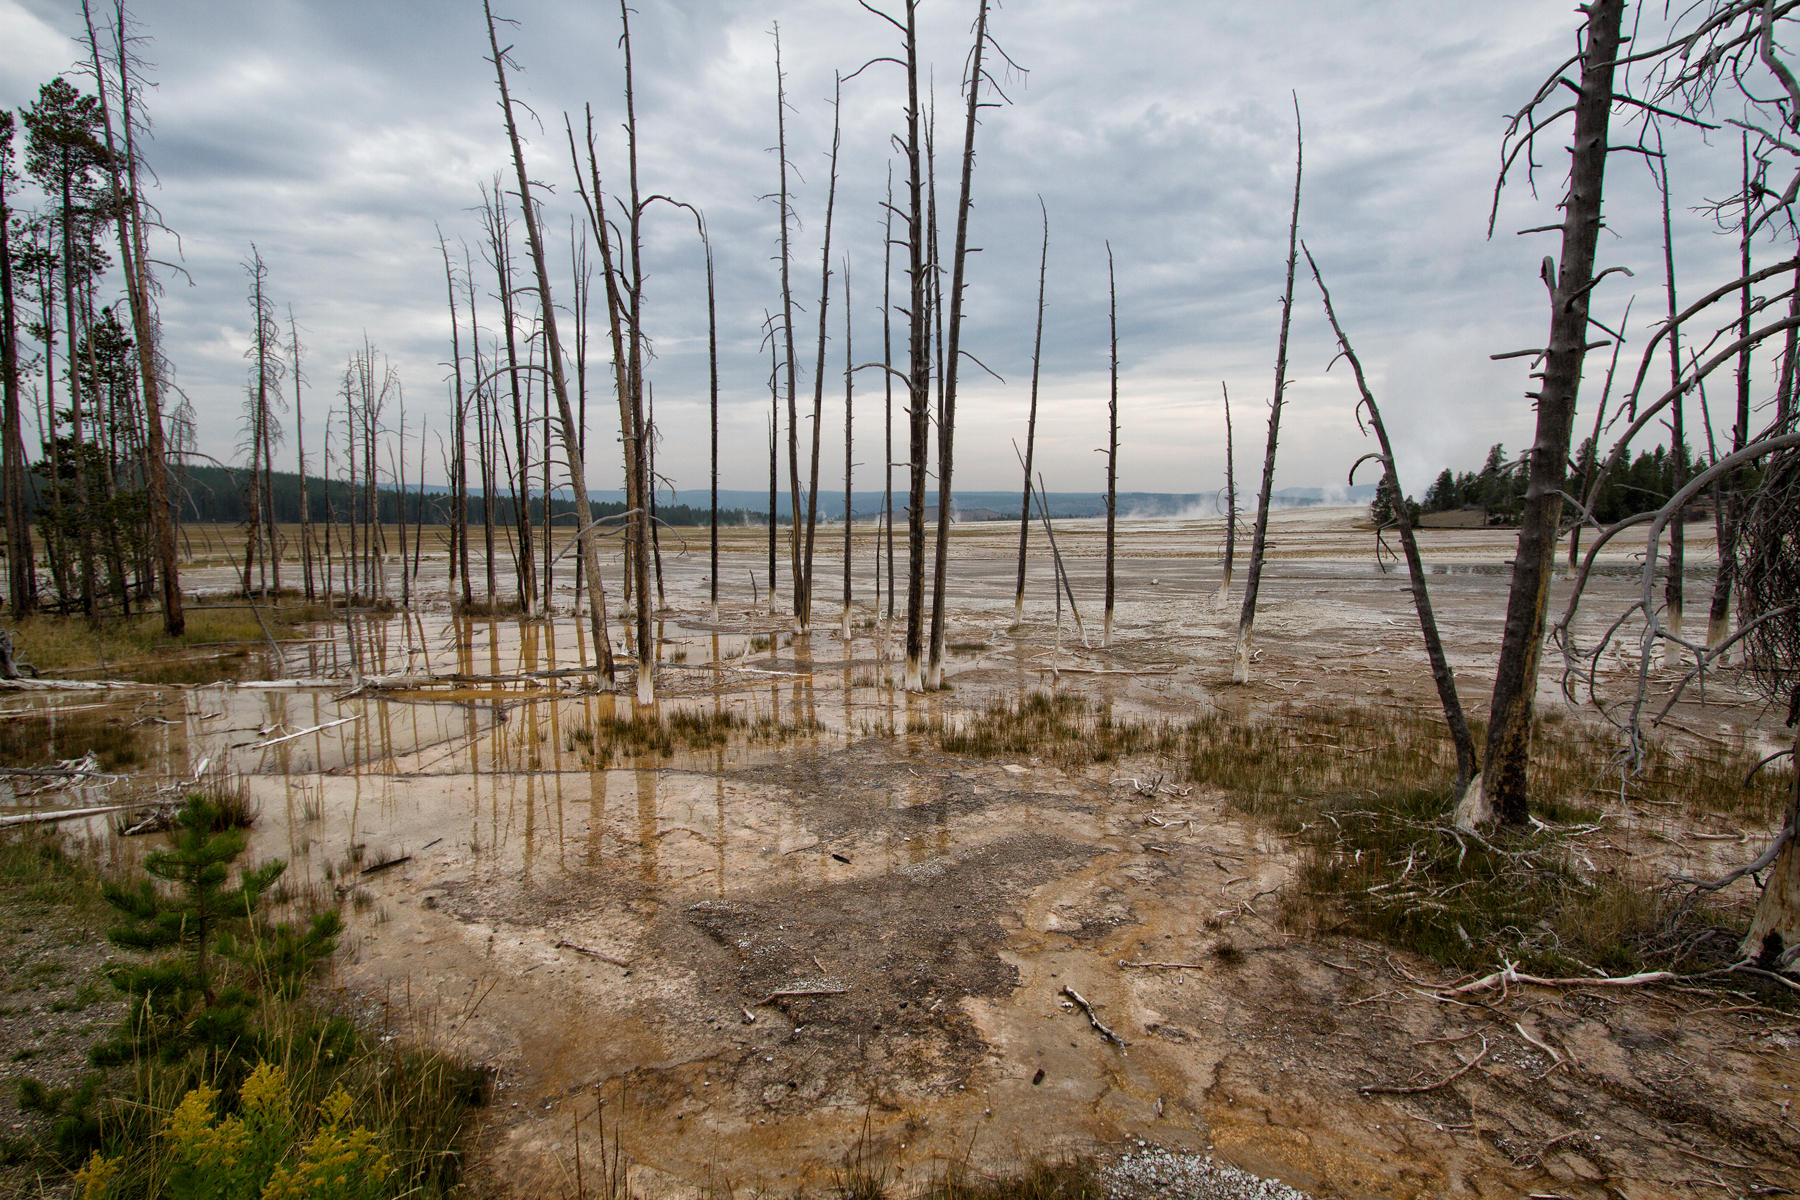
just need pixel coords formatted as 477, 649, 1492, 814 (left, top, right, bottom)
842, 252, 854, 640
1742, 722, 1800, 960
1215, 380, 1237, 604
440, 232, 472, 609
1104, 241, 1118, 648
616, 0, 655, 697
889, 0, 930, 691
1656, 140, 1686, 657
86, 0, 180, 633
802, 76, 844, 635
701, 215, 719, 620
772, 25, 804, 629
1308, 247, 1480, 799
1014, 199, 1048, 625
882, 166, 896, 626
0, 112, 35, 619
487, 182, 536, 614
483, 0, 617, 684
925, 0, 992, 687
1482, 0, 1624, 827
288, 306, 314, 601
1234, 97, 1303, 684
1708, 134, 1754, 658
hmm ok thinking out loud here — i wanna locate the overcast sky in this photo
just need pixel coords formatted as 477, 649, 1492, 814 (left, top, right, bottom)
0, 1, 1782, 499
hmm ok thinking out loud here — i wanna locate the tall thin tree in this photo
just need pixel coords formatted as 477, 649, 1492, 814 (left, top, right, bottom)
925, 0, 994, 687
1014, 198, 1048, 625
1233, 97, 1303, 684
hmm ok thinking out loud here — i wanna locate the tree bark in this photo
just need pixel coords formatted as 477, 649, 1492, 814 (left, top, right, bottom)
1104, 241, 1118, 648
773, 26, 804, 629
1234, 98, 1303, 684
1307, 246, 1480, 798
803, 76, 844, 634
1015, 199, 1049, 625
842, 252, 854, 640
925, 0, 992, 687
1215, 381, 1237, 605
0, 112, 35, 619
483, 0, 617, 685
1483, 0, 1624, 827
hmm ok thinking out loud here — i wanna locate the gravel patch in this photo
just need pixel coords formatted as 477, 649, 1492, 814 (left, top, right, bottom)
1101, 1146, 1312, 1200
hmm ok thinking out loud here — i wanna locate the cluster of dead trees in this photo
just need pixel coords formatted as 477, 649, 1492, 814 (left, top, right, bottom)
1265, 0, 1800, 960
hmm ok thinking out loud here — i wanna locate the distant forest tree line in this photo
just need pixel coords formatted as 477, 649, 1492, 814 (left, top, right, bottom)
1387, 439, 1735, 527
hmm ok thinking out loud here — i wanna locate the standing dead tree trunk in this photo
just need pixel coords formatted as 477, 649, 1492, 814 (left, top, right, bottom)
1479, 0, 1624, 828
882, 165, 897, 627
1234, 97, 1303, 684
1656, 133, 1688, 657
842, 253, 855, 640
771, 25, 805, 630
1308, 246, 1480, 798
85, 0, 179, 634
439, 230, 473, 609
483, 0, 617, 686
1708, 135, 1755, 658
802, 75, 845, 635
1103, 241, 1118, 648
925, 0, 996, 688
1014, 198, 1048, 626
288, 306, 315, 602
856, 0, 932, 691
1, 111, 35, 619
1214, 381, 1237, 606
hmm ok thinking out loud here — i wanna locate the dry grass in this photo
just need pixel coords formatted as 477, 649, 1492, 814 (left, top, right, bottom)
9, 598, 329, 682
940, 692, 1791, 982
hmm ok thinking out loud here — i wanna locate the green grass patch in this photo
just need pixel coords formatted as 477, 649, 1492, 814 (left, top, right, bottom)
564, 707, 824, 765
935, 691, 1179, 768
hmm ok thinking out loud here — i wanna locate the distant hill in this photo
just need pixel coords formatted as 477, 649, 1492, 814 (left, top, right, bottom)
163, 465, 1373, 525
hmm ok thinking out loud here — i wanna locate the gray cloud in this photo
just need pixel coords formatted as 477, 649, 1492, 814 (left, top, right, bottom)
0, 0, 1777, 503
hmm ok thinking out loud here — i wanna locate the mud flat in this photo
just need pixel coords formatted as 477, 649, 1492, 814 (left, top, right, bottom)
10, 508, 1794, 1199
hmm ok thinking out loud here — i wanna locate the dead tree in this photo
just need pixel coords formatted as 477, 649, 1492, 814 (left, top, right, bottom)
1014, 198, 1048, 625
1479, 0, 1624, 826
83, 0, 180, 634
1103, 241, 1118, 648
771, 25, 805, 628
1, 111, 35, 619
802, 75, 845, 634
1233, 97, 1303, 684
439, 230, 473, 609
483, 0, 617, 685
857, 0, 932, 690
1308, 245, 1479, 798
288, 306, 315, 602
925, 0, 997, 687
1214, 381, 1237, 605
882, 165, 896, 625
1655, 133, 1689, 653
842, 252, 855, 640
1707, 135, 1755, 656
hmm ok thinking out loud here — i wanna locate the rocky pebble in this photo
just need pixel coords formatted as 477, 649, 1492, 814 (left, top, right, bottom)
1101, 1145, 1312, 1200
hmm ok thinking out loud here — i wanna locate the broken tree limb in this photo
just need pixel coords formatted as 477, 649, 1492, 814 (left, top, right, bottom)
760, 986, 847, 1004
1061, 984, 1126, 1048
0, 803, 135, 829
1359, 1036, 1488, 1095
554, 940, 632, 968
236, 716, 358, 751
1441, 965, 1676, 998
